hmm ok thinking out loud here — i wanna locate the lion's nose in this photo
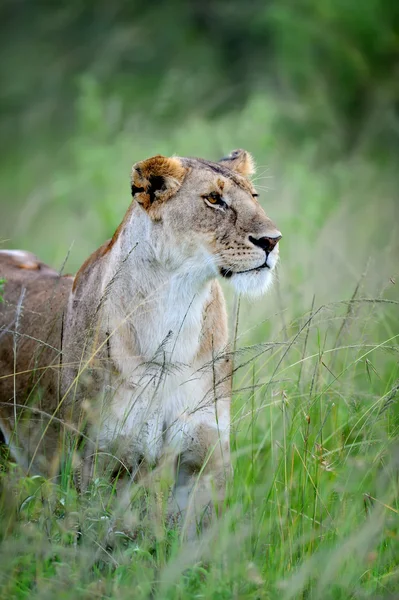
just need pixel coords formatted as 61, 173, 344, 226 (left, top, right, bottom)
249, 233, 282, 254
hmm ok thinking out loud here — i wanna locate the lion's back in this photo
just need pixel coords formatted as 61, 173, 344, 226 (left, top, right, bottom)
0, 250, 73, 418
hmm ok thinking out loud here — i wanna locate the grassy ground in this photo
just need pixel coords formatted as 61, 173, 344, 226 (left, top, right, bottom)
1, 90, 399, 599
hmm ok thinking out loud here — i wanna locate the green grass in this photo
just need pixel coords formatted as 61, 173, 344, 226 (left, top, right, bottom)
1, 87, 399, 599
1, 296, 398, 599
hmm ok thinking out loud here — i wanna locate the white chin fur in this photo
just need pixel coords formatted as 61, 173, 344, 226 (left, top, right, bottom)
229, 268, 274, 297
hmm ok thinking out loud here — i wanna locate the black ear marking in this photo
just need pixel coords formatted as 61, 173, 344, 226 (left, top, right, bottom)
131, 184, 145, 196
220, 149, 241, 161
131, 174, 167, 204
148, 175, 166, 204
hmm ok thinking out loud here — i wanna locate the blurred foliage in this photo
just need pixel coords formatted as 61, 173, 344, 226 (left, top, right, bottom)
1, 2, 399, 599
1, 0, 399, 155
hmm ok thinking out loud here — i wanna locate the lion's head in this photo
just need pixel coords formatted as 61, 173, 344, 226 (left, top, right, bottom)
130, 149, 281, 296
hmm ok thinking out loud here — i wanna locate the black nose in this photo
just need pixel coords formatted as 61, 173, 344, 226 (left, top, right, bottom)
249, 234, 282, 254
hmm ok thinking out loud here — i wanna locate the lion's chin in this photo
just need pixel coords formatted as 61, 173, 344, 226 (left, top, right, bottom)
228, 268, 274, 298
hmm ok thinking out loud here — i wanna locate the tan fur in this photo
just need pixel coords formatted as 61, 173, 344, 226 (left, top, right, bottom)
72, 239, 112, 292
0, 150, 281, 536
131, 155, 187, 216
219, 148, 255, 177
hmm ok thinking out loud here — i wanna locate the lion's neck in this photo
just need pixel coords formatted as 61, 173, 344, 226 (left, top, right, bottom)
100, 206, 214, 364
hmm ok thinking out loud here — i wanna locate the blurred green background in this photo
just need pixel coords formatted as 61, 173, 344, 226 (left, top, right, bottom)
1, 0, 398, 299
1, 2, 399, 599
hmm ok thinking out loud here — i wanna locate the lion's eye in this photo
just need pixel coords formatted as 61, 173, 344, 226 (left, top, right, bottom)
203, 192, 227, 208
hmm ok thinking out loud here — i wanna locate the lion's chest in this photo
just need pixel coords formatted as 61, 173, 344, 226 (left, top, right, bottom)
98, 285, 212, 465
99, 365, 210, 465
109, 276, 211, 364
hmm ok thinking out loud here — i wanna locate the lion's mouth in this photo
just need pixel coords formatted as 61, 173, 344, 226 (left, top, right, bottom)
220, 262, 270, 279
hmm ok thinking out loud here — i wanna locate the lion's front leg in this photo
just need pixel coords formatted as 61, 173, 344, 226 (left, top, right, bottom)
168, 417, 231, 539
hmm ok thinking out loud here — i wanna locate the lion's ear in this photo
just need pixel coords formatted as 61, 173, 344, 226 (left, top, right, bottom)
218, 149, 255, 177
131, 155, 187, 215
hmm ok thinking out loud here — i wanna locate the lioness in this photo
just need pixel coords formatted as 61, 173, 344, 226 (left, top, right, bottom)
0, 149, 281, 533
